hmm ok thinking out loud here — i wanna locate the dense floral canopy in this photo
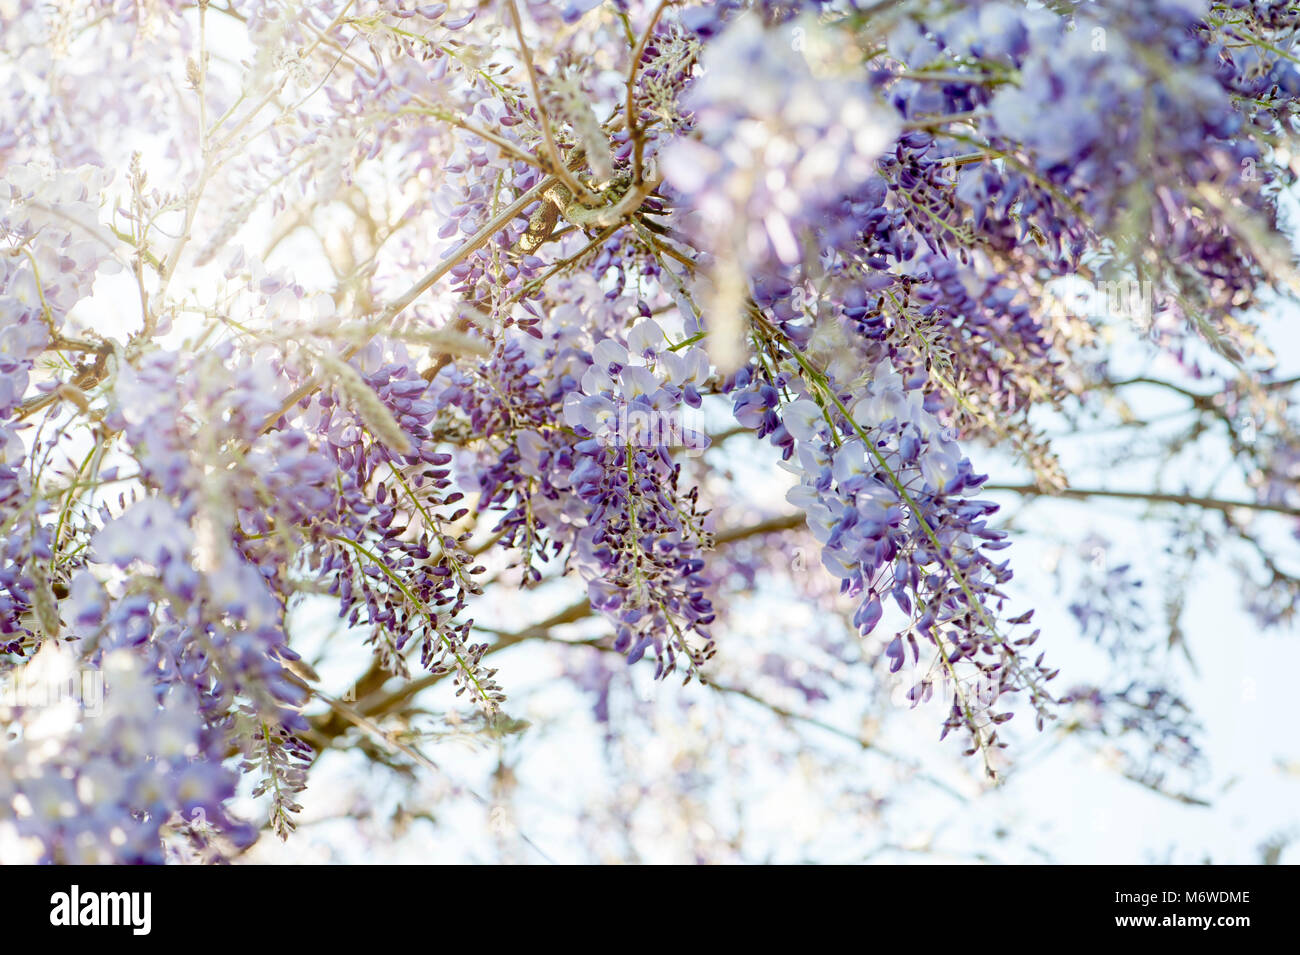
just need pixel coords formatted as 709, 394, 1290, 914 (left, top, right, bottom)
2, 0, 1299, 863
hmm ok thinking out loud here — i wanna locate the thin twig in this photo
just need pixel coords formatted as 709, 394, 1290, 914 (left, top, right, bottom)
505, 0, 594, 203
626, 0, 670, 184
985, 483, 1300, 519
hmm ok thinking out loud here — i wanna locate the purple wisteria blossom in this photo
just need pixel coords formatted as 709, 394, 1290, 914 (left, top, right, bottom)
2, 0, 1298, 862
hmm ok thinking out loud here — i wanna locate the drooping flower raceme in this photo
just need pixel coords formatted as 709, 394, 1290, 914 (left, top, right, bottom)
561, 320, 715, 674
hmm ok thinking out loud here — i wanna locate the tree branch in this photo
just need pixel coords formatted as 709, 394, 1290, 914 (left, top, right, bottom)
255, 174, 556, 435
985, 483, 1300, 519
